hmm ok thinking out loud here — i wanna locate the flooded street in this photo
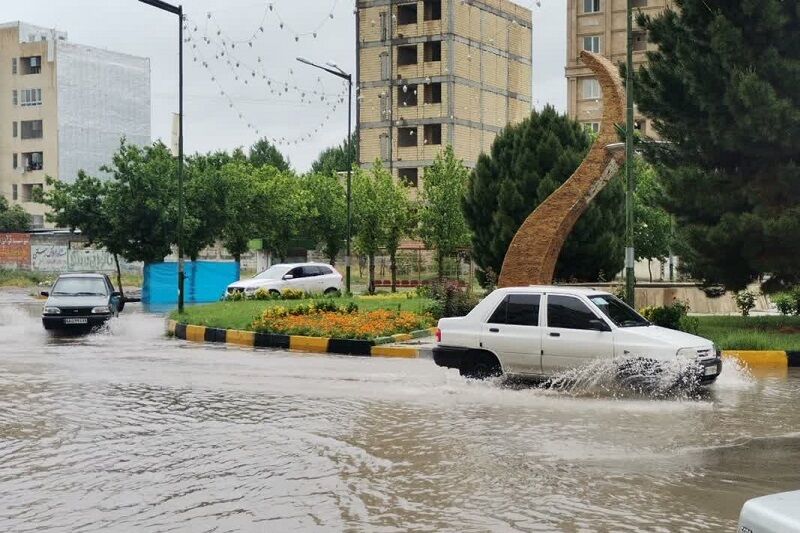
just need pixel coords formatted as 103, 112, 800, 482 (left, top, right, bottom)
1, 291, 799, 531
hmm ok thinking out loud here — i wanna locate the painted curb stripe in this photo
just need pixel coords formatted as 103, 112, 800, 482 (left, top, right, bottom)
174, 323, 187, 340
289, 336, 330, 353
185, 325, 206, 343
254, 332, 290, 349
392, 333, 413, 342
227, 330, 255, 347
371, 346, 420, 358
723, 350, 788, 368
328, 338, 374, 356
787, 351, 800, 367
204, 327, 227, 343
167, 320, 177, 335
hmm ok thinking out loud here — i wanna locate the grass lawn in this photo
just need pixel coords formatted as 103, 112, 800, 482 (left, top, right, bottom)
696, 315, 800, 351
170, 295, 435, 332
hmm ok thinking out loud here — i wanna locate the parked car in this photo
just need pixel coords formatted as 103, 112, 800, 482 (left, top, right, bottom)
433, 286, 722, 384
226, 263, 343, 297
41, 273, 123, 331
738, 490, 800, 532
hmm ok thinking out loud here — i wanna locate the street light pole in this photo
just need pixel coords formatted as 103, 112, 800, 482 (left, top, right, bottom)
296, 57, 353, 294
625, 0, 636, 307
138, 0, 185, 313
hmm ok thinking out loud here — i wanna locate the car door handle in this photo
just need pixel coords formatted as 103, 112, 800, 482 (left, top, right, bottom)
549, 332, 560, 337
489, 328, 499, 333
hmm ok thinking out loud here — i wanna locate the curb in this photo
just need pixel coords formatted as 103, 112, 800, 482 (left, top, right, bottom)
167, 320, 434, 359
723, 350, 800, 368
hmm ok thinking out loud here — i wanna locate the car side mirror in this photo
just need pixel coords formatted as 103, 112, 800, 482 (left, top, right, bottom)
282, 274, 294, 280
111, 291, 121, 298
40, 291, 49, 297
589, 319, 611, 332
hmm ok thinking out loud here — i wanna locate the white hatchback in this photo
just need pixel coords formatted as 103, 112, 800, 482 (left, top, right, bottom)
226, 263, 343, 297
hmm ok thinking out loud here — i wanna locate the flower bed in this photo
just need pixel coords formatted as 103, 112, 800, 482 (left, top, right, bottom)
251, 302, 434, 340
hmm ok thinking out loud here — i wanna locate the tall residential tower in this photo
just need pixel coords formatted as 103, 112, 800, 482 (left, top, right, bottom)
357, 0, 532, 190
0, 22, 150, 227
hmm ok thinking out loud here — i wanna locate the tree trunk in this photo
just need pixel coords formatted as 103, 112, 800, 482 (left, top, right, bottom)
234, 253, 241, 280
113, 253, 125, 300
390, 250, 397, 293
368, 253, 376, 294
437, 252, 445, 281
648, 259, 652, 282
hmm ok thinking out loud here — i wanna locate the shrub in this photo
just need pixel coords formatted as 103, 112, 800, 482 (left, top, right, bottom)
281, 288, 305, 300
791, 287, 800, 315
252, 307, 433, 339
734, 290, 757, 317
773, 293, 794, 316
641, 300, 691, 331
423, 280, 479, 319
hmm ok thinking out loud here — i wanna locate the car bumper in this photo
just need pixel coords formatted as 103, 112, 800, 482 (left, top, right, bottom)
696, 356, 723, 385
433, 346, 470, 369
42, 314, 112, 330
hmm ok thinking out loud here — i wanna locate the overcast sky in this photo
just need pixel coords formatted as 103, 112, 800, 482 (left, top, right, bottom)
6, 0, 566, 172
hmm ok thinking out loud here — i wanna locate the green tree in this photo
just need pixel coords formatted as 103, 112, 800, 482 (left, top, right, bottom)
310, 133, 358, 176
374, 161, 413, 292
303, 173, 347, 265
633, 0, 800, 290
464, 107, 624, 284
420, 146, 471, 280
631, 158, 672, 281
248, 138, 291, 172
218, 160, 260, 267
183, 152, 229, 260
0, 195, 31, 232
352, 164, 385, 293
255, 167, 309, 262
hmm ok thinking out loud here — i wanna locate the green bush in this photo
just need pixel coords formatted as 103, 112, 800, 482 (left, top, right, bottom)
773, 293, 794, 316
791, 287, 800, 315
281, 288, 305, 300
641, 300, 691, 331
734, 290, 757, 316
423, 281, 480, 319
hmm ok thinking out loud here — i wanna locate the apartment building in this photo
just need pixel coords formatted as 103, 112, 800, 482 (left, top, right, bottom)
0, 22, 150, 228
357, 0, 532, 190
565, 0, 671, 135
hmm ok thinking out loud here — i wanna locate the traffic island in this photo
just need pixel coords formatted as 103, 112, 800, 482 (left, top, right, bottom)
167, 320, 435, 358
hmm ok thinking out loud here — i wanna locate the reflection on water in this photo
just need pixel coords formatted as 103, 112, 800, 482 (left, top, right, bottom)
1, 295, 799, 532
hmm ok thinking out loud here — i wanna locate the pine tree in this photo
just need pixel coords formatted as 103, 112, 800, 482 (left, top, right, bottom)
634, 0, 800, 290
464, 106, 625, 284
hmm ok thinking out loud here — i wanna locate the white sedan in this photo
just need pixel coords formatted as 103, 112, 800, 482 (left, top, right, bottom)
226, 263, 342, 297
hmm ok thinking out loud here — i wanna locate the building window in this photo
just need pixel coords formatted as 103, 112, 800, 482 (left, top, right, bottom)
21, 120, 43, 139
583, 0, 601, 13
581, 78, 601, 99
398, 127, 417, 147
399, 168, 419, 187
12, 121, 18, 138
424, 124, 442, 145
633, 31, 647, 51
380, 12, 388, 41
582, 35, 601, 53
398, 84, 418, 107
424, 41, 442, 62
12, 184, 18, 200
397, 3, 417, 25
583, 122, 600, 134
12, 153, 18, 169
12, 90, 18, 106
31, 215, 44, 229
380, 133, 390, 159
12, 57, 17, 75
424, 0, 442, 21
397, 45, 418, 66
23, 152, 43, 171
380, 52, 390, 80
21, 56, 42, 75
20, 88, 42, 106
424, 82, 442, 104
21, 184, 35, 202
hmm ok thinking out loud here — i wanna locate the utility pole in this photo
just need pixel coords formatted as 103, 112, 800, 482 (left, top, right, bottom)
625, 0, 636, 307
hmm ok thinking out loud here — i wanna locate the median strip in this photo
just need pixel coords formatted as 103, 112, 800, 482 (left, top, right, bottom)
166, 321, 434, 359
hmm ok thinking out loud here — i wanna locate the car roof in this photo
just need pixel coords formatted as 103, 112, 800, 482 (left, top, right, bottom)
495, 285, 612, 296
56, 272, 107, 279
274, 262, 333, 268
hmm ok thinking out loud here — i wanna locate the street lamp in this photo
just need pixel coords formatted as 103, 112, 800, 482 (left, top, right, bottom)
138, 0, 186, 313
624, 0, 636, 307
297, 56, 353, 294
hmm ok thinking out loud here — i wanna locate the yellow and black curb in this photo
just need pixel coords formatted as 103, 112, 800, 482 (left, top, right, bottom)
166, 320, 434, 359
723, 350, 800, 369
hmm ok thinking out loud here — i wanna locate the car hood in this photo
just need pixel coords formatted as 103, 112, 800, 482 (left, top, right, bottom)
45, 295, 108, 308
617, 325, 713, 349
228, 278, 280, 290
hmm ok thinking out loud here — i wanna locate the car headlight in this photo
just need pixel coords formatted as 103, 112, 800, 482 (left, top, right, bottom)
676, 347, 696, 358
91, 306, 111, 314
43, 306, 61, 315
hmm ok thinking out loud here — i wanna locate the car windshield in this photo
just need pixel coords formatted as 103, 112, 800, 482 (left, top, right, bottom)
589, 294, 650, 328
254, 265, 289, 280
52, 277, 108, 296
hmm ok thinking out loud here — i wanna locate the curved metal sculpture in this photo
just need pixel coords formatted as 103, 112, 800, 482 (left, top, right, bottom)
498, 51, 627, 287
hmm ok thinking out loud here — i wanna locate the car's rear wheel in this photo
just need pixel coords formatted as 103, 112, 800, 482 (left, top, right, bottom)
459, 351, 503, 380
324, 288, 341, 297
269, 289, 281, 297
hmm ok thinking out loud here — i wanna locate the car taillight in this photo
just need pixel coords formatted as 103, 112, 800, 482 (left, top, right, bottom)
435, 327, 441, 342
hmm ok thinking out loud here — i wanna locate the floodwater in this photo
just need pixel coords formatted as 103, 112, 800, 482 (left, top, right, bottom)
1, 290, 799, 532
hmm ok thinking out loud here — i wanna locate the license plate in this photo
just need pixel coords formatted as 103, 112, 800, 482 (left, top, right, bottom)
63, 318, 88, 325
704, 365, 717, 376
